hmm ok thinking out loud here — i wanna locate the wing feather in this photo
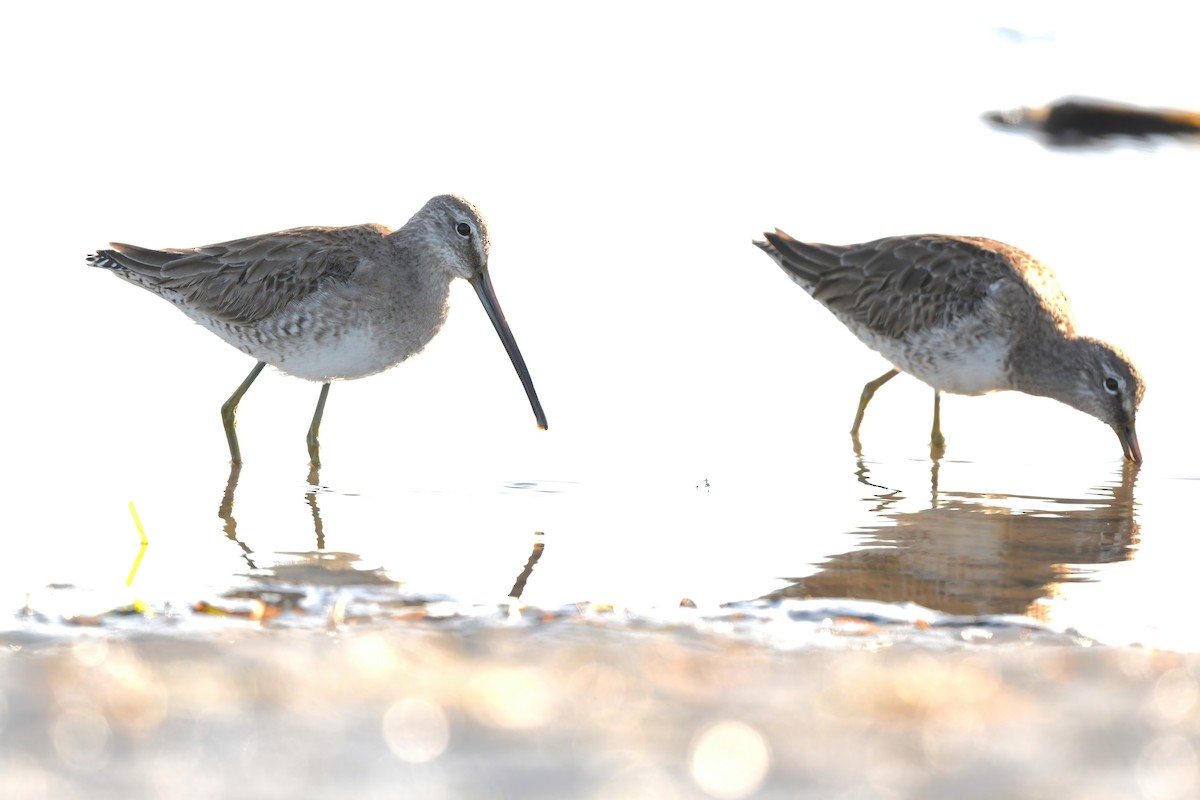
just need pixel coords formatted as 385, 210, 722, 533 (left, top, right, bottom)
95, 226, 381, 325
757, 231, 1032, 339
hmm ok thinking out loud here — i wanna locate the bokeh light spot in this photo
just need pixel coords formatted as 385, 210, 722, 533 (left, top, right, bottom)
688, 720, 770, 799
382, 697, 450, 763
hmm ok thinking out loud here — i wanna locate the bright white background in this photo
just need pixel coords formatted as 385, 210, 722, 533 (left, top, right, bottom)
1, 2, 1198, 645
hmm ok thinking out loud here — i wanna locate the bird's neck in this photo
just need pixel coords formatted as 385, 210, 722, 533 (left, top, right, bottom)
1009, 331, 1085, 400
387, 228, 458, 284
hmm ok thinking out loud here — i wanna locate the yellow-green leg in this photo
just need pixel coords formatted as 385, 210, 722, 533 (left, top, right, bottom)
852, 368, 899, 438
221, 361, 266, 465
306, 383, 331, 468
930, 390, 946, 449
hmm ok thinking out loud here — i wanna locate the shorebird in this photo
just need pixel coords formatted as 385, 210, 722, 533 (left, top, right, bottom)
754, 231, 1143, 462
984, 96, 1200, 146
89, 195, 547, 466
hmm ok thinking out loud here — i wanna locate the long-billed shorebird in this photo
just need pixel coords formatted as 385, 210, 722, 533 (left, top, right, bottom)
754, 231, 1143, 462
89, 195, 547, 466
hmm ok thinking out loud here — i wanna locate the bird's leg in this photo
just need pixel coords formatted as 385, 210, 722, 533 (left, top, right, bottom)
221, 361, 266, 465
930, 390, 946, 451
306, 383, 331, 468
852, 369, 899, 440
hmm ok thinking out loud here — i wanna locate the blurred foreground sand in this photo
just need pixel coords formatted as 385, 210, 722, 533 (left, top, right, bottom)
1, 628, 1198, 799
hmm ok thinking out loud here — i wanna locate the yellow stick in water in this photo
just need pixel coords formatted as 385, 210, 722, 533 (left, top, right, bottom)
126, 501, 149, 587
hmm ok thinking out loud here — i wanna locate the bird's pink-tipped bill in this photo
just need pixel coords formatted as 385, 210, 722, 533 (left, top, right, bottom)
1116, 420, 1142, 464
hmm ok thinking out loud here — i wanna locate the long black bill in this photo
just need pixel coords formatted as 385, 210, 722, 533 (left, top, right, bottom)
1115, 420, 1142, 464
470, 268, 548, 430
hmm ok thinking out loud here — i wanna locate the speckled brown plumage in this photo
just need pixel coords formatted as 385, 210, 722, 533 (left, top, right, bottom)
755, 230, 1144, 462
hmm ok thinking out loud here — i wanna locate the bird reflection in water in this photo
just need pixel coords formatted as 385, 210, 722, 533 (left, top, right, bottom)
216, 464, 547, 603
306, 464, 326, 551
766, 452, 1139, 619
508, 532, 545, 600
218, 463, 256, 570
217, 463, 334, 571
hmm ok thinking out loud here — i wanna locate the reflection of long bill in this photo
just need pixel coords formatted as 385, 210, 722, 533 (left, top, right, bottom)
1115, 420, 1141, 464
470, 268, 548, 430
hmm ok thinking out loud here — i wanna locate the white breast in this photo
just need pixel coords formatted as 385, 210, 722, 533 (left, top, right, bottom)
267, 323, 402, 381
851, 324, 1012, 396
183, 308, 421, 383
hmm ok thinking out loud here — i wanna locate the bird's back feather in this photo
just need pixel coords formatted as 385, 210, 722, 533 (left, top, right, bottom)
89, 225, 388, 326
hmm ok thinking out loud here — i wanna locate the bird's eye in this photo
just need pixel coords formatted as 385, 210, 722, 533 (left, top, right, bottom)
1104, 377, 1120, 393
455, 222, 472, 237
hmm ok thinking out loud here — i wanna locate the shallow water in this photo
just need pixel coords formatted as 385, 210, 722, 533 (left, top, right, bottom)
4, 2, 1200, 797
8, 426, 1194, 649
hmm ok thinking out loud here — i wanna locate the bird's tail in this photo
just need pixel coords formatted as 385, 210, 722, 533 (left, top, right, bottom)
87, 243, 195, 292
753, 229, 842, 289
86, 249, 125, 272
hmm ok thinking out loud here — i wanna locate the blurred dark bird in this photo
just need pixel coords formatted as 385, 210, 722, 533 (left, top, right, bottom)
984, 97, 1200, 146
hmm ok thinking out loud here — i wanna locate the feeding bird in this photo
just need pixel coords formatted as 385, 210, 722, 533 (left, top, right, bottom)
754, 230, 1143, 462
89, 194, 547, 466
